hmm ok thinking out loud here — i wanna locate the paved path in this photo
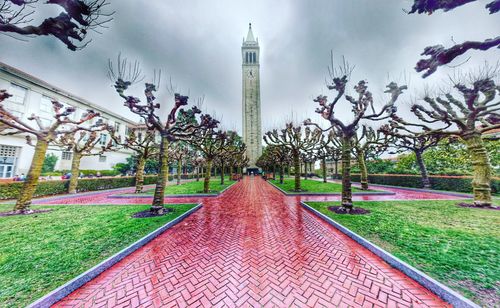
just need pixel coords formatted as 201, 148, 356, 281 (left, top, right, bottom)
52, 177, 452, 307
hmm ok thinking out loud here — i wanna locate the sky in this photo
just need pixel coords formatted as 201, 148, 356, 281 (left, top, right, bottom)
1, 0, 499, 134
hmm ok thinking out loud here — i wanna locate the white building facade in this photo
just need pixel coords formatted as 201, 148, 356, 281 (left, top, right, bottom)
0, 62, 138, 178
241, 23, 263, 172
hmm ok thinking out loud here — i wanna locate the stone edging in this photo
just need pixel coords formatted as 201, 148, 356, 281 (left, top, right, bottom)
108, 181, 238, 199
300, 201, 479, 308
28, 203, 203, 308
268, 180, 396, 196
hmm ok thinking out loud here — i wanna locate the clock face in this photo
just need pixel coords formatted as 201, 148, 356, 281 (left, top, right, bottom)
247, 69, 254, 79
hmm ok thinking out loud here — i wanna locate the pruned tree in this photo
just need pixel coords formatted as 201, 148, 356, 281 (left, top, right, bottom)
300, 150, 316, 180
56, 128, 113, 194
109, 56, 218, 214
352, 125, 391, 190
215, 131, 245, 184
268, 145, 291, 184
388, 70, 500, 206
168, 141, 190, 185
263, 123, 323, 191
305, 56, 406, 211
379, 123, 444, 188
315, 131, 340, 183
188, 128, 229, 193
0, 0, 114, 50
189, 153, 204, 182
406, 0, 499, 77
110, 127, 158, 193
0, 92, 102, 213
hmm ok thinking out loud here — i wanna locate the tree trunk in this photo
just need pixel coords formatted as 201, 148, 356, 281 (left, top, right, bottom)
135, 155, 146, 193
334, 160, 339, 179
204, 159, 212, 193
151, 136, 169, 214
322, 157, 327, 183
220, 162, 225, 185
272, 164, 276, 180
463, 134, 492, 207
341, 136, 353, 210
303, 162, 307, 180
68, 151, 82, 194
14, 139, 49, 213
357, 148, 368, 190
279, 163, 284, 184
415, 150, 431, 189
293, 150, 301, 191
176, 159, 182, 185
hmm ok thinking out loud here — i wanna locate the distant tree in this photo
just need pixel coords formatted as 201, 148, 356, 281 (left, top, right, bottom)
0, 92, 102, 213
305, 56, 406, 211
57, 129, 113, 193
390, 70, 499, 206
0, 0, 114, 50
268, 145, 291, 184
190, 154, 205, 182
407, 0, 499, 77
188, 128, 229, 193
215, 131, 245, 184
110, 127, 158, 193
352, 125, 390, 190
41, 153, 58, 173
264, 123, 323, 191
380, 123, 444, 188
108, 57, 218, 214
168, 141, 190, 185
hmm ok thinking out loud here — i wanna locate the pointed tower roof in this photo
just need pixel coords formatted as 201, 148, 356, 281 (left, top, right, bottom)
246, 23, 256, 42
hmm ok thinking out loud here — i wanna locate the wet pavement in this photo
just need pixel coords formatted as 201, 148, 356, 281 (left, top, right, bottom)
47, 177, 458, 307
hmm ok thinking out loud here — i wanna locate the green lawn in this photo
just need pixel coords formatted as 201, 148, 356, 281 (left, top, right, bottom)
145, 178, 235, 195
270, 178, 366, 193
305, 200, 500, 306
0, 203, 196, 307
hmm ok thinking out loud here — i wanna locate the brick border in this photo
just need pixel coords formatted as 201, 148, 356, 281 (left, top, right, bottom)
268, 180, 396, 196
108, 180, 238, 199
28, 203, 203, 308
300, 201, 479, 308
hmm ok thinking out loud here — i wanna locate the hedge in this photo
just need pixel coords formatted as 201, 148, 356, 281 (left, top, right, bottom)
351, 174, 500, 194
0, 175, 162, 200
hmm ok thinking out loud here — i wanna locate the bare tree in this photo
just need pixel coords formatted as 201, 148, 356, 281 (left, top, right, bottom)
406, 0, 499, 77
380, 123, 444, 188
352, 125, 390, 190
215, 131, 245, 184
0, 92, 102, 213
0, 0, 114, 50
315, 131, 340, 183
264, 123, 323, 191
110, 127, 158, 193
388, 69, 499, 206
168, 141, 190, 185
305, 56, 406, 211
109, 56, 218, 214
56, 128, 113, 193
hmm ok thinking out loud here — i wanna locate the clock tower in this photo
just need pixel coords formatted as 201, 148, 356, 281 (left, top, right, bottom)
242, 23, 262, 173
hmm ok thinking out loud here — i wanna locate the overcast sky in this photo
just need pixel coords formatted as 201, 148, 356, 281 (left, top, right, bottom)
1, 0, 498, 134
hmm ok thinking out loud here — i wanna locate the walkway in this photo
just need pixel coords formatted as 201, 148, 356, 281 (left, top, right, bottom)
52, 177, 451, 307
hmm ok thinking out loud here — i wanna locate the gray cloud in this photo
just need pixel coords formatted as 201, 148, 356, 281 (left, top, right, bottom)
1, 0, 498, 134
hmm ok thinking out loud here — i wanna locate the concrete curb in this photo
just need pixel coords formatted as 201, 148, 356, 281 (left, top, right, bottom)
108, 181, 238, 199
268, 180, 396, 196
300, 201, 479, 308
28, 203, 203, 308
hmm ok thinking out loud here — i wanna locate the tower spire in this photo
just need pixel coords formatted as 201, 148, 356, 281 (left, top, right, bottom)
246, 22, 256, 42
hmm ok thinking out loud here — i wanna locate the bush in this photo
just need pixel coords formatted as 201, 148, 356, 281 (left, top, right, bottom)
351, 174, 500, 194
41, 154, 58, 173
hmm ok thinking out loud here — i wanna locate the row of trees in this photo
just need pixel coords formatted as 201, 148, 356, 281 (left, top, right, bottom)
261, 57, 499, 211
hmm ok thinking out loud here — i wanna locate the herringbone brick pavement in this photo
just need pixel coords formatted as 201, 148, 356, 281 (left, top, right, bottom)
53, 177, 450, 307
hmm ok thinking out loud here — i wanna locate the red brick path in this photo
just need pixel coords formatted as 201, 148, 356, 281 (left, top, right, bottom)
54, 177, 449, 307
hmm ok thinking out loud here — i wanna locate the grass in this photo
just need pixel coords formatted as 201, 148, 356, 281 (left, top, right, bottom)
145, 178, 236, 195
305, 199, 500, 306
270, 178, 367, 193
0, 202, 197, 307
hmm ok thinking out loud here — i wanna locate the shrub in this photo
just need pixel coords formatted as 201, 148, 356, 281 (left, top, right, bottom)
351, 174, 500, 194
41, 154, 58, 173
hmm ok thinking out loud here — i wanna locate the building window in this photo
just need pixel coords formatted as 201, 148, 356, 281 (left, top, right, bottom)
252, 52, 256, 63
114, 122, 121, 133
99, 133, 107, 145
99, 155, 107, 162
245, 52, 249, 63
40, 96, 53, 113
62, 151, 72, 160
7, 84, 27, 105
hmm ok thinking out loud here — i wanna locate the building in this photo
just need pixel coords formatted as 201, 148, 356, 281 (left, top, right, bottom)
0, 62, 138, 178
241, 23, 263, 174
